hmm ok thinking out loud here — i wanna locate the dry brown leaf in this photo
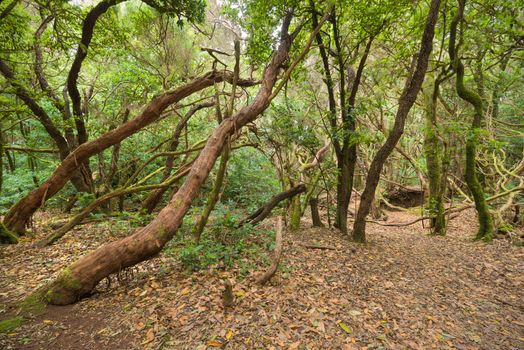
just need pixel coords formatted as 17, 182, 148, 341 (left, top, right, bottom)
288, 340, 301, 350
207, 339, 223, 347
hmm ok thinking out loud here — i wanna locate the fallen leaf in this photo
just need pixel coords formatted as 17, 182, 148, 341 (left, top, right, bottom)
207, 339, 223, 347
468, 333, 481, 343
338, 321, 352, 334
317, 320, 326, 333
349, 309, 362, 317
288, 340, 301, 350
343, 344, 358, 350
142, 328, 154, 344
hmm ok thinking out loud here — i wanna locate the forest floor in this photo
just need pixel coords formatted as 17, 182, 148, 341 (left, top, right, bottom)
0, 208, 523, 350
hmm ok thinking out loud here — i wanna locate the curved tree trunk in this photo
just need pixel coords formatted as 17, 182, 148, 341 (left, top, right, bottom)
448, 0, 493, 241
352, 0, 441, 242
31, 12, 330, 305
256, 217, 283, 285
3, 71, 257, 234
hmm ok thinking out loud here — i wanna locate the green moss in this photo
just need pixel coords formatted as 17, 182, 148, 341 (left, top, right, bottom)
42, 267, 81, 304
497, 222, 513, 233
19, 291, 46, 315
170, 198, 184, 209
58, 267, 81, 289
454, 58, 494, 242
0, 222, 18, 244
289, 195, 301, 231
0, 316, 24, 333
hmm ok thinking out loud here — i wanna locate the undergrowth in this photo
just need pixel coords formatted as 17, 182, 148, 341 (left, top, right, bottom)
165, 204, 275, 273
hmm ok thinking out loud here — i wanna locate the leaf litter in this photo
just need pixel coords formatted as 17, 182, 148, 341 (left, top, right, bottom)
0, 208, 523, 349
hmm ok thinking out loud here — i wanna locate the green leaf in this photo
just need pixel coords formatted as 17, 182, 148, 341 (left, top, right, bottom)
338, 321, 352, 334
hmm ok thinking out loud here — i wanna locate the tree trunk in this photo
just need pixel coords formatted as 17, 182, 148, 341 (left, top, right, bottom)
448, 0, 493, 241
352, 0, 441, 242
3, 71, 257, 234
423, 77, 447, 235
191, 144, 230, 242
310, 198, 324, 227
289, 193, 302, 231
32, 12, 329, 305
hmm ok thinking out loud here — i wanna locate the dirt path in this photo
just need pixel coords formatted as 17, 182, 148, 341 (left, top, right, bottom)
1, 209, 523, 349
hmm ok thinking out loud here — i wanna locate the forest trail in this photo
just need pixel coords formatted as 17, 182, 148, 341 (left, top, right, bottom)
1, 209, 523, 350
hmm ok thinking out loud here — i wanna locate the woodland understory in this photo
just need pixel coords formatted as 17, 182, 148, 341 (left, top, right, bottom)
0, 0, 523, 349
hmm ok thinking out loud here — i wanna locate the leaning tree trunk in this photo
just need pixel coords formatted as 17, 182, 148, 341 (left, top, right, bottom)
448, 0, 493, 241
190, 39, 240, 241
2, 71, 257, 235
32, 11, 331, 305
352, 0, 441, 242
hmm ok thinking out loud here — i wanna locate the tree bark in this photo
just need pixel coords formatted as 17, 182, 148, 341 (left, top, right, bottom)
67, 0, 125, 146
3, 71, 257, 234
191, 144, 230, 242
310, 198, 324, 227
310, 1, 374, 234
32, 11, 330, 305
448, 0, 493, 241
352, 0, 441, 242
423, 76, 447, 235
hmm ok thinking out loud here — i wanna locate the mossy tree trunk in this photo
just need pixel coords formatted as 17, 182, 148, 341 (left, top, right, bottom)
423, 76, 447, 235
289, 193, 302, 231
0, 221, 18, 244
448, 0, 493, 241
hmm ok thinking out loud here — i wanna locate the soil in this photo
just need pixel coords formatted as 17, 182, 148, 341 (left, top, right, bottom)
0, 209, 523, 349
